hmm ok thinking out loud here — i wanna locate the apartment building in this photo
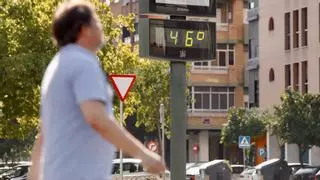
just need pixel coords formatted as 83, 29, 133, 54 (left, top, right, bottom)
110, 0, 248, 164
247, 0, 259, 108
187, 0, 247, 163
260, 0, 320, 165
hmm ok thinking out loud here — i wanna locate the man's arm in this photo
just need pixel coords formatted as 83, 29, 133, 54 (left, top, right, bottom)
80, 100, 165, 173
28, 130, 43, 180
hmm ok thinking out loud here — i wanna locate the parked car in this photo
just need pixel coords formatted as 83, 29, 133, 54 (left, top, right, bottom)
293, 166, 320, 180
231, 165, 245, 179
112, 158, 143, 175
239, 167, 256, 180
186, 162, 207, 180
0, 162, 31, 180
0, 167, 10, 175
288, 163, 310, 174
315, 169, 320, 180
199, 160, 232, 180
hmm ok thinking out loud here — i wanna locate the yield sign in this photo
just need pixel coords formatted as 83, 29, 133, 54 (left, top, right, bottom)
109, 74, 136, 102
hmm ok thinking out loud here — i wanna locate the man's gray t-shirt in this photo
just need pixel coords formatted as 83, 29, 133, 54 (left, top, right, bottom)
40, 44, 115, 180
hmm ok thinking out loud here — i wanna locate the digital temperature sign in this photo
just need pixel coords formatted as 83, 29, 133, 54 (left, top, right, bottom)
139, 0, 216, 17
142, 19, 215, 61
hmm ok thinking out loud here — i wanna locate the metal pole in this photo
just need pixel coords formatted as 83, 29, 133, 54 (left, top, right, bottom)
120, 101, 124, 180
160, 104, 165, 160
170, 62, 187, 180
160, 103, 165, 179
243, 148, 246, 168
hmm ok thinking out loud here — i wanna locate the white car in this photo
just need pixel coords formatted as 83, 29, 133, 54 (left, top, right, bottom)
0, 162, 31, 180
112, 158, 170, 179
239, 168, 256, 180
112, 158, 143, 175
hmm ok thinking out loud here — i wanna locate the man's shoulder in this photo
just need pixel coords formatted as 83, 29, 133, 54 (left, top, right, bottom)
58, 49, 99, 72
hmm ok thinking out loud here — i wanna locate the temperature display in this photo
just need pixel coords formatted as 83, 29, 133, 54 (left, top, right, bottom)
166, 29, 209, 48
149, 19, 216, 60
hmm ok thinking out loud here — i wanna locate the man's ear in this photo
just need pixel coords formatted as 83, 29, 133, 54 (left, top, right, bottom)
79, 26, 92, 38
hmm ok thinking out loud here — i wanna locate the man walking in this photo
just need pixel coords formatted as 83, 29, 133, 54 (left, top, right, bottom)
28, 1, 166, 180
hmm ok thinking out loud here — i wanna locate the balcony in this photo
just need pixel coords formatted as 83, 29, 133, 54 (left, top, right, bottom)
217, 23, 230, 32
247, 57, 259, 71
191, 65, 229, 74
190, 66, 244, 86
248, 7, 259, 22
187, 113, 228, 130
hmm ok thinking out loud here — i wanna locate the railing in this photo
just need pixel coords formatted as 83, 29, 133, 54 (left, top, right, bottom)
191, 66, 229, 74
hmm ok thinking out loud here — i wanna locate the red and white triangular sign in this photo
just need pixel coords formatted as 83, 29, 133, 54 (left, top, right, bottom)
109, 74, 136, 102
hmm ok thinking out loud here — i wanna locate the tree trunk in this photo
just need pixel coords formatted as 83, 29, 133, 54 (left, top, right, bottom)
298, 145, 304, 167
280, 145, 285, 161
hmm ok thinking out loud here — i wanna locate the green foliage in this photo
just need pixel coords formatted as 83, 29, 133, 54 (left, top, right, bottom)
221, 107, 269, 145
272, 90, 320, 164
0, 0, 170, 147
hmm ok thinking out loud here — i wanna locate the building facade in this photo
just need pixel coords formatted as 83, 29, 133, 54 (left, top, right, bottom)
186, 0, 248, 163
247, 0, 259, 108
260, 0, 320, 165
110, 0, 248, 164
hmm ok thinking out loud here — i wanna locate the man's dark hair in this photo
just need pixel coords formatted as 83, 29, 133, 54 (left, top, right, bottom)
52, 1, 94, 48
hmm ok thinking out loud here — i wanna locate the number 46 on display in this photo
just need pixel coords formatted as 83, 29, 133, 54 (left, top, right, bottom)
170, 31, 205, 47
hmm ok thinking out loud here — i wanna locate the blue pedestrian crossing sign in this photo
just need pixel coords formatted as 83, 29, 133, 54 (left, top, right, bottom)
239, 136, 251, 148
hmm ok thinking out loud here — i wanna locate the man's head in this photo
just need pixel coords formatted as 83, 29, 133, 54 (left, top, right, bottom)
52, 0, 104, 51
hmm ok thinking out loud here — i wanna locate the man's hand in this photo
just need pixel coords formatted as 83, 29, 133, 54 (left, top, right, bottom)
140, 150, 166, 174
80, 100, 166, 174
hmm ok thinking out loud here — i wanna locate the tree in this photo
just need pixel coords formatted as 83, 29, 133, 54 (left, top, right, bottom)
221, 107, 269, 165
272, 90, 320, 166
221, 107, 269, 145
0, 0, 170, 151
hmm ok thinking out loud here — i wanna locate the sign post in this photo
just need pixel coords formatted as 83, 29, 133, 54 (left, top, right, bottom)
119, 101, 124, 178
239, 136, 251, 167
109, 74, 136, 180
139, 1, 216, 179
159, 104, 165, 161
170, 61, 187, 180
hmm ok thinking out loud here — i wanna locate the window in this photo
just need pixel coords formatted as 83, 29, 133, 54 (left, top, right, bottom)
249, 39, 252, 59
254, 80, 259, 107
193, 44, 235, 69
285, 12, 291, 50
293, 63, 299, 91
301, 61, 308, 93
301, 8, 308, 46
249, 2, 255, 9
193, 61, 209, 67
194, 87, 210, 110
268, 17, 274, 31
217, 44, 235, 66
189, 86, 235, 112
293, 10, 299, 48
217, 2, 228, 23
269, 68, 275, 82
285, 64, 291, 89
